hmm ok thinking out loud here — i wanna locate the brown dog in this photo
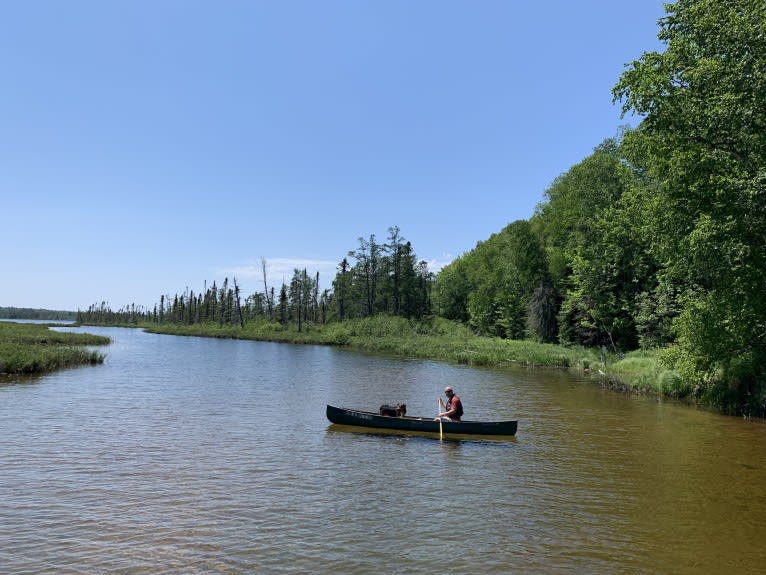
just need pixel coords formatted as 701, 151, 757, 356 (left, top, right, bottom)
379, 403, 407, 417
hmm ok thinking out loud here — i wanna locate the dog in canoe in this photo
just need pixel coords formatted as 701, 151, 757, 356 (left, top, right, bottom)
379, 403, 407, 417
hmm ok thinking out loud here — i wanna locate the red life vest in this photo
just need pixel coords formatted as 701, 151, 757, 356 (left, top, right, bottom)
448, 395, 463, 420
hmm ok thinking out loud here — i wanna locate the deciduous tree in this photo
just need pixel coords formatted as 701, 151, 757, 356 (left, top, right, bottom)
614, 0, 766, 410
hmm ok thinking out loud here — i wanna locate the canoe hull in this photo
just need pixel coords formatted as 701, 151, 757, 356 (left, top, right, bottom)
326, 405, 517, 436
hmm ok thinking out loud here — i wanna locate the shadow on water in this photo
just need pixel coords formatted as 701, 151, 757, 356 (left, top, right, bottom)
326, 423, 519, 447
0, 373, 45, 387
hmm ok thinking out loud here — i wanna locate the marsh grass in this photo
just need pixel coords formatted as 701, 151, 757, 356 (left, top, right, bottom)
0, 322, 109, 375
604, 350, 687, 397
145, 316, 604, 368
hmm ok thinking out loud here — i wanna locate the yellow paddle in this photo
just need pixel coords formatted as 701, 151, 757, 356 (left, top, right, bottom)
438, 398, 443, 440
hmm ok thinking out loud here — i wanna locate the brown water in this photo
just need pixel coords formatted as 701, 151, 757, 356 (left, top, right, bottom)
1, 327, 765, 574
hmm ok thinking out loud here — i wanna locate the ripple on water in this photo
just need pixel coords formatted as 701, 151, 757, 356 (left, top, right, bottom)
2, 328, 766, 574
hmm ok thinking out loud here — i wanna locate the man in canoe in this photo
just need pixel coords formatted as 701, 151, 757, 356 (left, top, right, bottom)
436, 386, 463, 421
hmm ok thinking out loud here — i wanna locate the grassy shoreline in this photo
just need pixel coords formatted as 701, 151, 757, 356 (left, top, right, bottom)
137, 316, 686, 399
2, 315, 688, 400
0, 322, 109, 376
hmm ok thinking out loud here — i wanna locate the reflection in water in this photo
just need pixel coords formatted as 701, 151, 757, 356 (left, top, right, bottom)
0, 326, 765, 574
326, 424, 520, 454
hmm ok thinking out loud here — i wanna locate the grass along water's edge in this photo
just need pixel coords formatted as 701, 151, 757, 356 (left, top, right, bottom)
137, 316, 681, 399
0, 322, 110, 375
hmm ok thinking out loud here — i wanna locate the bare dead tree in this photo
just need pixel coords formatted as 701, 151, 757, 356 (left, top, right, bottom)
261, 257, 273, 319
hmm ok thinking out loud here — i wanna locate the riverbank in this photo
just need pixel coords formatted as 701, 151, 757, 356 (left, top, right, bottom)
0, 322, 109, 375
139, 316, 687, 399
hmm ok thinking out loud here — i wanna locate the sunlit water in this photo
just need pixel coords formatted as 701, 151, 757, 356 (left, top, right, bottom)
1, 327, 765, 573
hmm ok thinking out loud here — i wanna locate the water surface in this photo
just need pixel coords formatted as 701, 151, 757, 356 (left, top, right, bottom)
1, 327, 765, 573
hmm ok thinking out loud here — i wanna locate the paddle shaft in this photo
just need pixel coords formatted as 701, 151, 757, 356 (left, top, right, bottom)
438, 398, 443, 440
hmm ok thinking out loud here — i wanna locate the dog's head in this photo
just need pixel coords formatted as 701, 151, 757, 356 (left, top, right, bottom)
396, 403, 407, 416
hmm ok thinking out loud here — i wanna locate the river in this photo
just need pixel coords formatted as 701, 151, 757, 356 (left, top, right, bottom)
1, 326, 765, 574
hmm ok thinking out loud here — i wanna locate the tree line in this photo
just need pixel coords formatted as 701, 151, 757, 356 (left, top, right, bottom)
77, 226, 434, 330
435, 0, 765, 414
0, 307, 77, 321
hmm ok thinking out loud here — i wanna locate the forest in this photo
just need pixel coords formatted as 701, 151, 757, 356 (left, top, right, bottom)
0, 307, 77, 321
77, 0, 765, 415
78, 227, 433, 329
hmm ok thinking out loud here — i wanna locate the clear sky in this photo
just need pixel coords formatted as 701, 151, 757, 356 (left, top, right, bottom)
1, 1, 666, 311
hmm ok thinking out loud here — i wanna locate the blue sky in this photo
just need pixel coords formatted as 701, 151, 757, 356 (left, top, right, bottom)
1, 1, 666, 311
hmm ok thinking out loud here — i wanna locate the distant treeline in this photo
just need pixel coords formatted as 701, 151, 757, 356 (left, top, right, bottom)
0, 307, 77, 321
78, 226, 434, 330
79, 0, 765, 415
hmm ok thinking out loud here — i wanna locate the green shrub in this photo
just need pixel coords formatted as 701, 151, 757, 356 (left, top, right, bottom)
658, 369, 690, 397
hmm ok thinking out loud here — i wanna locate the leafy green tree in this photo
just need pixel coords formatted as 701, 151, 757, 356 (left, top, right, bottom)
436, 220, 548, 339
558, 206, 641, 350
614, 0, 766, 411
527, 280, 557, 343
532, 138, 652, 348
434, 256, 471, 322
532, 139, 632, 291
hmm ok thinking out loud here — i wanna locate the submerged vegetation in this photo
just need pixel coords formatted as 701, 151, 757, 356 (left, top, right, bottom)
75, 0, 765, 417
0, 322, 109, 376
